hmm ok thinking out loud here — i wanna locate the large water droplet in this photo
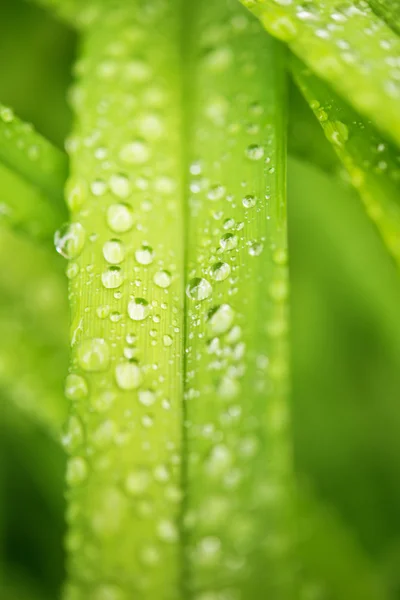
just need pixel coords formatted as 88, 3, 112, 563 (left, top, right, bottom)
186, 277, 212, 301
65, 373, 88, 400
219, 233, 238, 251
55, 222, 86, 259
109, 173, 131, 199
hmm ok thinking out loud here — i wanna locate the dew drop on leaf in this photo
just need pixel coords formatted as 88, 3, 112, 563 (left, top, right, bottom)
153, 270, 172, 288
186, 277, 213, 301
210, 262, 231, 281
128, 298, 150, 321
135, 245, 154, 265
115, 360, 142, 390
109, 173, 131, 199
55, 222, 86, 259
64, 373, 88, 400
219, 233, 238, 251
207, 304, 235, 335
77, 338, 110, 372
119, 140, 150, 164
103, 239, 125, 265
66, 457, 89, 487
101, 266, 124, 289
107, 203, 133, 233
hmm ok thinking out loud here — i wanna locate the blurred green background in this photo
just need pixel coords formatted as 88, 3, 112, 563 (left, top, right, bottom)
1, 0, 400, 598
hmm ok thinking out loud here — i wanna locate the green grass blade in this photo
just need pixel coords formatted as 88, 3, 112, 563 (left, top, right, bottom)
368, 1, 400, 34
240, 0, 400, 147
63, 3, 185, 598
291, 56, 400, 267
0, 103, 67, 203
183, 2, 293, 597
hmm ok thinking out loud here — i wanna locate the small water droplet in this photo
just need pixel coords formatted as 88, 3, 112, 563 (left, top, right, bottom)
103, 239, 125, 264
135, 245, 154, 265
138, 389, 156, 407
153, 270, 172, 288
242, 194, 257, 208
248, 242, 263, 256
115, 360, 142, 390
101, 266, 124, 289
55, 222, 86, 259
77, 338, 110, 372
107, 203, 133, 233
119, 140, 150, 164
210, 262, 231, 281
109, 173, 131, 199
128, 298, 150, 321
125, 469, 150, 496
208, 304, 235, 335
245, 144, 264, 160
220, 233, 238, 251
66, 456, 88, 487
65, 374, 88, 400
186, 277, 212, 301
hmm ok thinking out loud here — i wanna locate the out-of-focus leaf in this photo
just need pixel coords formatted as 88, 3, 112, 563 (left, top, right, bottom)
291, 55, 400, 267
241, 0, 400, 146
368, 1, 400, 34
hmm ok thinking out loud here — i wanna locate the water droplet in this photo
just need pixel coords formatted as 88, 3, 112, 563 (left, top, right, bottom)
208, 184, 226, 201
242, 194, 257, 208
109, 173, 131, 199
107, 203, 133, 233
102, 266, 124, 289
163, 334, 173, 347
119, 140, 150, 164
248, 242, 263, 256
125, 469, 150, 496
77, 338, 110, 372
103, 239, 125, 265
138, 389, 156, 407
62, 416, 84, 452
210, 262, 231, 281
135, 245, 154, 265
154, 270, 172, 289
187, 277, 212, 301
220, 233, 238, 251
157, 519, 178, 543
55, 222, 86, 259
66, 456, 88, 487
115, 360, 142, 390
245, 144, 264, 160
208, 304, 235, 335
128, 298, 150, 321
90, 179, 107, 197
65, 374, 88, 400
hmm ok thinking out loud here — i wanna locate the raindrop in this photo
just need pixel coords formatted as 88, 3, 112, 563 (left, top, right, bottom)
219, 233, 238, 251
65, 373, 88, 400
245, 144, 264, 160
119, 140, 150, 164
77, 338, 110, 372
66, 456, 88, 487
138, 389, 156, 406
154, 270, 172, 289
207, 304, 235, 335
135, 245, 154, 265
101, 266, 124, 289
109, 173, 131, 199
242, 194, 257, 208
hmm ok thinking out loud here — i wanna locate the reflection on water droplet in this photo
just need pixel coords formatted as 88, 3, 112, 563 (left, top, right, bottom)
55, 222, 86, 259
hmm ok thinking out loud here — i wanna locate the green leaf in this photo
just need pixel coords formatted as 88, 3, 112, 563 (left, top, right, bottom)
368, 0, 400, 34
183, 2, 293, 598
240, 0, 400, 147
291, 55, 400, 267
0, 103, 67, 203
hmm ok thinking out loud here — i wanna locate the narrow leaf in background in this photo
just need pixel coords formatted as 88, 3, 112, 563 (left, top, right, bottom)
368, 0, 400, 35
291, 56, 400, 267
240, 0, 400, 147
